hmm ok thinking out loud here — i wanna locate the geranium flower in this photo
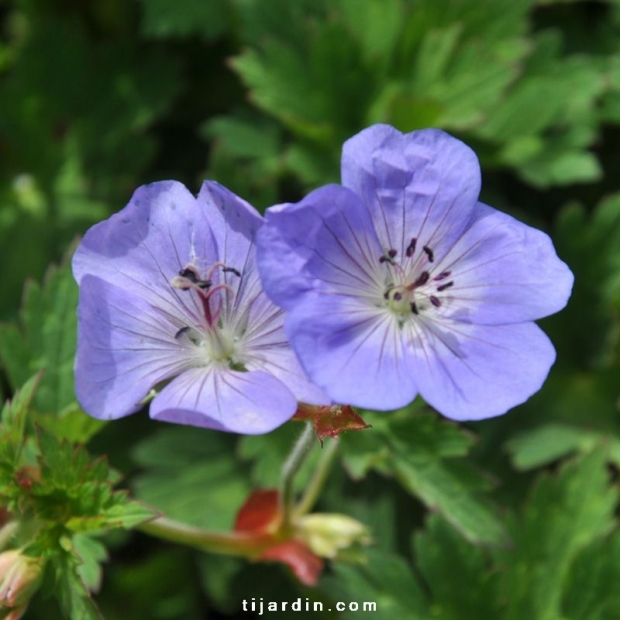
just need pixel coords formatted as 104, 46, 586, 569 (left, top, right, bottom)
256, 125, 574, 420
72, 181, 328, 433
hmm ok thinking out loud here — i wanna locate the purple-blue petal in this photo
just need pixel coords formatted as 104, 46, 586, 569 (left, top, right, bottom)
409, 319, 556, 420
341, 125, 482, 263
433, 202, 574, 324
257, 184, 383, 311
75, 276, 189, 420
284, 296, 418, 410
197, 181, 262, 286
149, 367, 298, 434
73, 181, 218, 294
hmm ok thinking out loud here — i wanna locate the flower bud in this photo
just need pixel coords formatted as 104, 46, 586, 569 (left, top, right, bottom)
0, 549, 43, 619
296, 513, 371, 559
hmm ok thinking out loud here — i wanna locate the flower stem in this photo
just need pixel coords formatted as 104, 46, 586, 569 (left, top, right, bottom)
280, 422, 316, 530
139, 517, 270, 558
294, 437, 339, 518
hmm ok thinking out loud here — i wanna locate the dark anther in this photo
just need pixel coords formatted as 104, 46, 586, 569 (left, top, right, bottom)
437, 281, 454, 292
383, 283, 394, 300
179, 267, 200, 282
411, 302, 419, 315
422, 245, 435, 262
434, 270, 452, 281
175, 326, 191, 339
405, 237, 417, 257
178, 267, 211, 289
430, 295, 441, 308
388, 248, 397, 258
222, 267, 241, 277
379, 253, 395, 265
393, 292, 402, 301
413, 271, 430, 287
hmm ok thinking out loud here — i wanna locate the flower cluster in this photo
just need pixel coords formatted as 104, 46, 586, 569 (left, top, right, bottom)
73, 125, 573, 432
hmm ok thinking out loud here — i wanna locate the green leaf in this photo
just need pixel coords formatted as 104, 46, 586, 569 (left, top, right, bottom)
385, 414, 506, 546
339, 423, 391, 481
496, 450, 618, 620
30, 426, 156, 531
197, 553, 244, 614
132, 427, 250, 530
336, 0, 403, 68
54, 549, 103, 620
562, 532, 620, 620
203, 114, 284, 210
0, 374, 42, 502
320, 549, 429, 619
0, 373, 41, 456
505, 423, 602, 470
101, 547, 202, 619
553, 193, 620, 368
33, 404, 107, 445
65, 499, 156, 533
0, 260, 79, 416
414, 515, 500, 619
139, 0, 232, 40
390, 446, 507, 547
72, 533, 108, 593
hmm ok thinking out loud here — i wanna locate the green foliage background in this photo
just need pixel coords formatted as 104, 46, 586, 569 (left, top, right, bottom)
2, 0, 620, 618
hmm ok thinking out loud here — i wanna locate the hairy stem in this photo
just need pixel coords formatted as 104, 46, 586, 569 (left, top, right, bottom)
139, 517, 270, 558
280, 423, 316, 530
294, 437, 339, 517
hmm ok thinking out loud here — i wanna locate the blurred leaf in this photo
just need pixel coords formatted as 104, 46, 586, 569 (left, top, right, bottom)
479, 32, 604, 185
197, 553, 244, 614
139, 0, 232, 40
98, 548, 200, 620
562, 532, 620, 620
33, 404, 107, 445
336, 0, 403, 68
0, 373, 41, 497
553, 193, 620, 367
0, 373, 40, 451
0, 259, 78, 416
132, 427, 250, 530
406, 26, 526, 131
339, 424, 391, 481
203, 114, 284, 210
496, 450, 618, 620
340, 411, 506, 546
389, 439, 508, 547
321, 549, 429, 619
505, 423, 601, 469
414, 515, 499, 619
0, 14, 181, 204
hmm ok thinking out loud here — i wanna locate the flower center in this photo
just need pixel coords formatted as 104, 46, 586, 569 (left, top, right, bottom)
378, 239, 455, 324
170, 261, 247, 369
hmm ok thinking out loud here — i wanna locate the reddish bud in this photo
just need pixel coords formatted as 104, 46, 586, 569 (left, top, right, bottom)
259, 539, 324, 586
234, 490, 281, 535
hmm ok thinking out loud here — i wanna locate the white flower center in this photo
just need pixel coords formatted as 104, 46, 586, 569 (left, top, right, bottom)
377, 239, 455, 326
171, 261, 248, 370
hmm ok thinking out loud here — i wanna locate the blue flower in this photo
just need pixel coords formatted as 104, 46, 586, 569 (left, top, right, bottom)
256, 125, 574, 420
73, 181, 328, 434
